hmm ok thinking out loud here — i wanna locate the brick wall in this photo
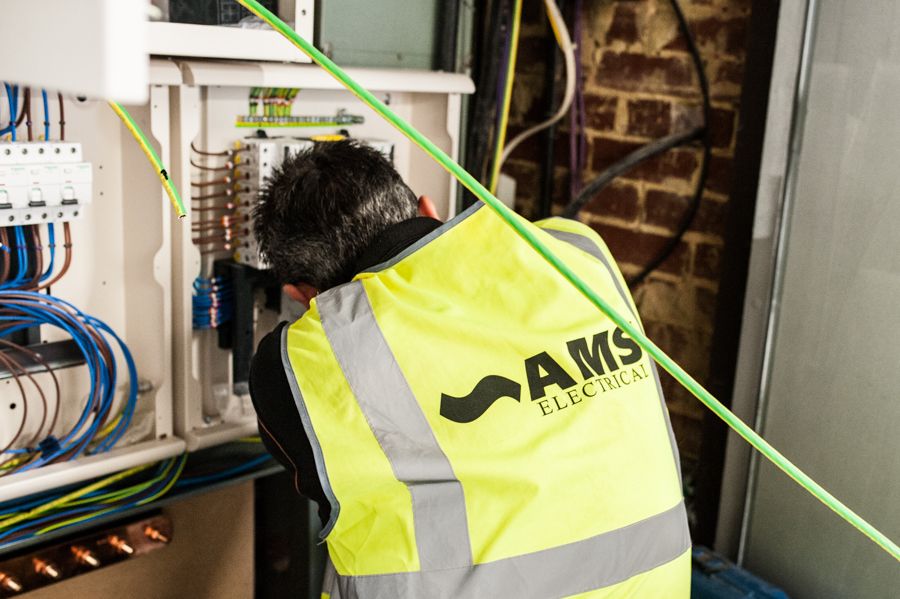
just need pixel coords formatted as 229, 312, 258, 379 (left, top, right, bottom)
505, 0, 751, 472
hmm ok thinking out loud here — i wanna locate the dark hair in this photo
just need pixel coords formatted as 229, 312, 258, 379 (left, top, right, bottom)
253, 139, 418, 289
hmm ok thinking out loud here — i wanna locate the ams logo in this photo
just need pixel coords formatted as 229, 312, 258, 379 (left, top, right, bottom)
440, 328, 652, 423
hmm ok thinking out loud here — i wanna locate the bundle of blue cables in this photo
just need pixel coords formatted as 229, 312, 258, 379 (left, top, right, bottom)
192, 275, 234, 329
0, 290, 139, 472
2, 83, 51, 140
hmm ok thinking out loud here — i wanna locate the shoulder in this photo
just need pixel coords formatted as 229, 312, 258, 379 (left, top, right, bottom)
534, 217, 614, 257
253, 321, 287, 368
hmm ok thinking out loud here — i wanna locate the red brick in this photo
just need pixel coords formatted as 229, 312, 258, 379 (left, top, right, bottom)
596, 51, 696, 96
669, 104, 735, 150
588, 222, 690, 276
605, 4, 639, 45
626, 98, 673, 138
691, 16, 749, 57
644, 190, 727, 236
695, 285, 718, 320
590, 136, 643, 169
629, 147, 700, 184
694, 242, 722, 280
672, 102, 705, 132
564, 180, 640, 222
711, 59, 745, 101
590, 135, 700, 185
583, 93, 618, 132
705, 154, 733, 195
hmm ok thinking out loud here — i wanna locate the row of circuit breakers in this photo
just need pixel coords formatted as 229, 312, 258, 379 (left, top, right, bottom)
232, 136, 393, 270
0, 142, 92, 226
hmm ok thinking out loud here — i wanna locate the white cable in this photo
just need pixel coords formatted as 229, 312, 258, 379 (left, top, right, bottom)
499, 0, 576, 168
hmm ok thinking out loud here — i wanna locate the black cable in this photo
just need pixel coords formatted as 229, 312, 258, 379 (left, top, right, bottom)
563, 0, 712, 287
562, 127, 704, 219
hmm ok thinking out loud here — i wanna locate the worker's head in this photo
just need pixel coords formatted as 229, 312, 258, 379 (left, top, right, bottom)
254, 139, 438, 307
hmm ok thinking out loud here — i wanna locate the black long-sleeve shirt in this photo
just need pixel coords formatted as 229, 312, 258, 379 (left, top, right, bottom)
249, 217, 443, 525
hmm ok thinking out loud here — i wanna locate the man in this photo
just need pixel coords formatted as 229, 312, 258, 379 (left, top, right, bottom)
250, 140, 690, 598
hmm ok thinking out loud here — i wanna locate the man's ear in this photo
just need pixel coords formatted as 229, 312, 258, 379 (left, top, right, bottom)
283, 283, 319, 309
418, 195, 440, 220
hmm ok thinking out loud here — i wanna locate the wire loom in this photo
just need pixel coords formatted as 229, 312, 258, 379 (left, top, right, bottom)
0, 290, 138, 474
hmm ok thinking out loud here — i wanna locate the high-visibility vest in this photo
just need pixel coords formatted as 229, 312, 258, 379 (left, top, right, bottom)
282, 204, 690, 598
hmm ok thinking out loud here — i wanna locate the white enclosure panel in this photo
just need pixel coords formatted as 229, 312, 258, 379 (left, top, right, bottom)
0, 0, 148, 103
741, 1, 900, 596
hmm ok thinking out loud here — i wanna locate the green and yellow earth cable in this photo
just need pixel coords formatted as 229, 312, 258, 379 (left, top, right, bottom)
108, 101, 187, 218
236, 0, 899, 561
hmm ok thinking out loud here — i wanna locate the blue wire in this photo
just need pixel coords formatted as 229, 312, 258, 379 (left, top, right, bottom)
41, 89, 50, 140
39, 224, 55, 283
176, 454, 272, 488
0, 291, 137, 468
4, 84, 17, 141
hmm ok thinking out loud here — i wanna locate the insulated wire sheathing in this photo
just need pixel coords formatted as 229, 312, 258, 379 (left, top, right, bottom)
107, 102, 186, 218
498, 0, 576, 169
487, 0, 523, 194
236, 0, 900, 561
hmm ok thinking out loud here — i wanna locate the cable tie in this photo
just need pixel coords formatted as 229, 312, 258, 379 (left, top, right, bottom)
160, 168, 169, 180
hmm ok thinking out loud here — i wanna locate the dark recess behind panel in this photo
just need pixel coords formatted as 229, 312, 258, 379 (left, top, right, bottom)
692, 0, 782, 548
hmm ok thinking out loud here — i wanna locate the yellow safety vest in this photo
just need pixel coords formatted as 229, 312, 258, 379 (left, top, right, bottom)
282, 204, 690, 598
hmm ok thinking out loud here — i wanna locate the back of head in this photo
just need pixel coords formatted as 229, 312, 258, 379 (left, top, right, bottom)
254, 139, 418, 290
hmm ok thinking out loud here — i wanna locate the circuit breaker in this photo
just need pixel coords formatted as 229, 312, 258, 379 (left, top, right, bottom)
0, 142, 92, 226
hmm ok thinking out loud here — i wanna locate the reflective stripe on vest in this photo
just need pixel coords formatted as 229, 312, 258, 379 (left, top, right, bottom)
317, 282, 472, 571
282, 206, 690, 596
